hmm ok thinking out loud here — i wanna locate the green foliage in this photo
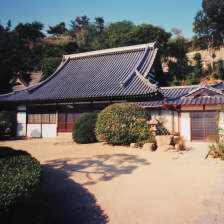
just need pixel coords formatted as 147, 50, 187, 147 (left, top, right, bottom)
213, 73, 219, 79
95, 103, 151, 145
41, 57, 62, 80
128, 24, 171, 47
156, 126, 170, 135
174, 136, 187, 151
0, 147, 42, 212
202, 0, 224, 44
94, 17, 104, 32
217, 59, 224, 79
47, 22, 66, 36
193, 52, 202, 62
167, 29, 191, 84
72, 113, 98, 144
0, 16, 182, 92
208, 105, 224, 160
167, 29, 188, 61
0, 22, 21, 93
193, 1, 224, 63
209, 142, 224, 160
0, 111, 16, 137
168, 56, 190, 84
14, 21, 45, 43
107, 20, 134, 48
131, 121, 155, 147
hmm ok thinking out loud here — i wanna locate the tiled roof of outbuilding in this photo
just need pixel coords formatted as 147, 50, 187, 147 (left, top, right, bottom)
165, 96, 224, 105
163, 83, 224, 106
135, 85, 199, 107
0, 43, 164, 103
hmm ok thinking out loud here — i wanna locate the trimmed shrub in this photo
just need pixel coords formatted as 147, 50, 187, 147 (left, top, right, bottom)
95, 102, 151, 145
0, 147, 42, 212
135, 122, 156, 147
0, 111, 16, 137
72, 113, 98, 144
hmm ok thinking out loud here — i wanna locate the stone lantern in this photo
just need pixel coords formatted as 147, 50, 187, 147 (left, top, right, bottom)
147, 115, 158, 136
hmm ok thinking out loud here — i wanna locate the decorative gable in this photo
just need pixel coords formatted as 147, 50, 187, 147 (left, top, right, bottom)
183, 83, 224, 99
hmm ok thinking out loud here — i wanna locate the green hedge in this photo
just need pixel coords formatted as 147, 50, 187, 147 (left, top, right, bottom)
0, 147, 42, 212
72, 113, 98, 144
0, 111, 16, 137
95, 102, 151, 145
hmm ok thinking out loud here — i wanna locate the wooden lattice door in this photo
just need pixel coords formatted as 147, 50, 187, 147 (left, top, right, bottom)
191, 112, 218, 142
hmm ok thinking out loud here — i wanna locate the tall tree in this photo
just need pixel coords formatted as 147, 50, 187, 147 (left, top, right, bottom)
167, 28, 189, 84
107, 20, 135, 48
94, 17, 104, 32
47, 22, 66, 36
12, 21, 45, 71
193, 0, 224, 69
0, 21, 14, 93
202, 0, 224, 44
128, 24, 171, 47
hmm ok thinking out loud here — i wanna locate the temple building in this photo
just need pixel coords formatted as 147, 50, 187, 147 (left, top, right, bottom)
0, 42, 224, 142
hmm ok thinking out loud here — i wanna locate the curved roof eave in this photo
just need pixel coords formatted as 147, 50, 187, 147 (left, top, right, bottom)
63, 42, 156, 60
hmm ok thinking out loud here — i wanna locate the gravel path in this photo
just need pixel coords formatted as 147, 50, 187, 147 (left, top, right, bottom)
1, 137, 224, 224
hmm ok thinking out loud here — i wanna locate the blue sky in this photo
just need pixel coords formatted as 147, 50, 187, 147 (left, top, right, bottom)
0, 0, 202, 39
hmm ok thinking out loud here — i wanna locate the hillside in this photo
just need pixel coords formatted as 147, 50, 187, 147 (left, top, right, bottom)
187, 47, 224, 62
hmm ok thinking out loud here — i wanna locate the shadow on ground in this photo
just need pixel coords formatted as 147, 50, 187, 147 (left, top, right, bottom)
46, 153, 150, 185
40, 164, 109, 224
1, 153, 149, 224
1, 164, 109, 224
40, 154, 150, 224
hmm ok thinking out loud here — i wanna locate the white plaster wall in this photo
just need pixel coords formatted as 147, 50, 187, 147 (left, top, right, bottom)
160, 110, 173, 133
27, 124, 41, 137
181, 113, 190, 141
205, 105, 219, 110
181, 105, 203, 111
174, 111, 179, 133
16, 123, 26, 137
220, 112, 224, 141
42, 124, 57, 138
17, 105, 26, 111
17, 112, 26, 137
17, 112, 26, 124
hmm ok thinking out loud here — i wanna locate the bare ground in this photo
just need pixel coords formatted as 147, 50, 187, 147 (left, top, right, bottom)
1, 136, 224, 224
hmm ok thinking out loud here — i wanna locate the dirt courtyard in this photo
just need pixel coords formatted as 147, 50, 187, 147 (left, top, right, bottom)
1, 136, 224, 224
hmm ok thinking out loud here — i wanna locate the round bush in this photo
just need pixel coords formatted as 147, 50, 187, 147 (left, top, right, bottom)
0, 111, 16, 137
0, 147, 42, 212
95, 102, 151, 145
72, 113, 98, 144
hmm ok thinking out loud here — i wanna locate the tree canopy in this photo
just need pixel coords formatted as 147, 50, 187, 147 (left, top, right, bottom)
47, 22, 66, 36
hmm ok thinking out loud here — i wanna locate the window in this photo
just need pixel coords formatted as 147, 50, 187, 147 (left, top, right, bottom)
27, 104, 56, 124
28, 112, 56, 124
191, 112, 218, 141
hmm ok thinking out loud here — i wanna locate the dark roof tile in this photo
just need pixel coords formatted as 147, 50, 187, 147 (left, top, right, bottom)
0, 43, 162, 103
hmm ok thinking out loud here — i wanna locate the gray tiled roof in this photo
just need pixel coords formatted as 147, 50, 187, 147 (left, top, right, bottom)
0, 43, 162, 103
135, 100, 164, 107
165, 96, 224, 105
135, 85, 199, 107
10, 72, 43, 91
160, 85, 199, 100
164, 83, 224, 105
